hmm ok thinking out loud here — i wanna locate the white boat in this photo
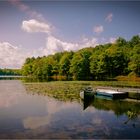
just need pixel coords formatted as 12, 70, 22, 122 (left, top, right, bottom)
96, 89, 128, 99
80, 87, 128, 100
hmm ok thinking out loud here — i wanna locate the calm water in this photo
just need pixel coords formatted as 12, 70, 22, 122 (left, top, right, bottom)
0, 80, 140, 139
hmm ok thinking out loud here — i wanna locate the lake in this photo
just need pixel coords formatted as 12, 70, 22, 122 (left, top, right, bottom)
0, 79, 140, 139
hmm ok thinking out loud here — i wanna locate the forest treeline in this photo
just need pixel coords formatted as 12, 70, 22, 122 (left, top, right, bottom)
22, 35, 140, 80
0, 69, 21, 75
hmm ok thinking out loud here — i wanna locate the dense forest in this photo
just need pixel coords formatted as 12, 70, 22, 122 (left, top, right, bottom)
22, 35, 140, 80
0, 69, 21, 76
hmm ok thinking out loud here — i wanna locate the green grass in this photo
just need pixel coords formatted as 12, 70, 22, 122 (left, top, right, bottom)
24, 80, 140, 102
25, 81, 85, 102
88, 80, 140, 88
24, 80, 140, 88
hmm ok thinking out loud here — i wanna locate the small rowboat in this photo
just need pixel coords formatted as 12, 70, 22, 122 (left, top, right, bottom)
80, 87, 128, 100
80, 86, 95, 99
96, 89, 128, 99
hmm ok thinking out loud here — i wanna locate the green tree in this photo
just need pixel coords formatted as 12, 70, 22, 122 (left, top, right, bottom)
116, 37, 127, 47
21, 35, 140, 80
129, 35, 140, 47
90, 44, 129, 79
105, 45, 128, 77
59, 51, 73, 77
128, 44, 140, 76
70, 49, 92, 80
22, 57, 35, 76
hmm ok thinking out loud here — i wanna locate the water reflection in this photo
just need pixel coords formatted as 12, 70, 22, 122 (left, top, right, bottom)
0, 80, 140, 139
23, 98, 80, 130
81, 95, 140, 124
26, 82, 140, 120
83, 95, 94, 110
0, 80, 25, 108
26, 83, 140, 138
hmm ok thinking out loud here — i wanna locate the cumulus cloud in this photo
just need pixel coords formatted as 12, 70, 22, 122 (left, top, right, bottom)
0, 42, 27, 68
22, 19, 51, 33
43, 36, 78, 55
109, 37, 117, 43
44, 36, 79, 55
83, 37, 98, 47
9, 0, 44, 20
93, 25, 104, 34
105, 13, 113, 22
0, 36, 115, 68
0, 37, 98, 68
43, 36, 98, 55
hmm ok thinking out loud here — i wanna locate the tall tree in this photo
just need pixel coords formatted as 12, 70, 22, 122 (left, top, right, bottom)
70, 49, 92, 80
129, 35, 140, 47
22, 57, 35, 76
59, 51, 73, 77
128, 44, 140, 76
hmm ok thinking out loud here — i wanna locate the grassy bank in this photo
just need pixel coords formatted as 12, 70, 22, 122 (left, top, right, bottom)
24, 80, 140, 88
25, 81, 84, 102
115, 75, 140, 82
24, 80, 140, 101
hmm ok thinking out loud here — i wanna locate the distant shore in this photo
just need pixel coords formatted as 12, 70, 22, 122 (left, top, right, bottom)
0, 75, 26, 78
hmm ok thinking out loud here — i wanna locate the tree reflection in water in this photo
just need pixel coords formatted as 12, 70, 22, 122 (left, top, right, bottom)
25, 83, 140, 127
81, 95, 140, 127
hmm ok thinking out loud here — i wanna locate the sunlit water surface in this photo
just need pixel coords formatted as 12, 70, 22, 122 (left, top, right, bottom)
0, 80, 140, 139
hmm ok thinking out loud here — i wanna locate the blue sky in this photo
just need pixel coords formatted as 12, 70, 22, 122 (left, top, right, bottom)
0, 0, 140, 68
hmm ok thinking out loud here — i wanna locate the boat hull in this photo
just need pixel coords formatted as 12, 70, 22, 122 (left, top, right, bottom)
96, 90, 128, 99
80, 91, 95, 99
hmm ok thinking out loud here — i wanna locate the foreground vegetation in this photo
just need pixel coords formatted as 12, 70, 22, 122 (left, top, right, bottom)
25, 81, 85, 102
24, 80, 140, 88
22, 35, 140, 80
25, 81, 140, 120
24, 81, 140, 101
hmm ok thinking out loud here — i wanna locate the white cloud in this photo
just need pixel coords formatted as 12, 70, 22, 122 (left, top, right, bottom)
43, 36, 98, 55
93, 25, 104, 34
84, 38, 98, 47
22, 19, 51, 33
0, 42, 27, 68
0, 36, 117, 68
43, 36, 79, 55
9, 0, 44, 21
109, 37, 117, 43
105, 13, 113, 22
